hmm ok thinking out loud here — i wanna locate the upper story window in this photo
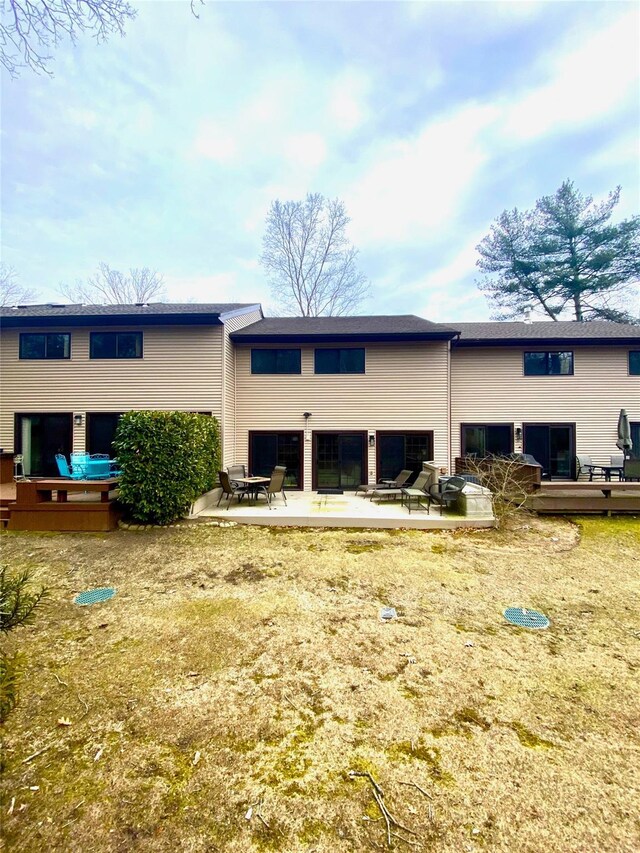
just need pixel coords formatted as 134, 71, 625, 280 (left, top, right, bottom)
524, 351, 573, 376
314, 348, 365, 374
251, 348, 301, 374
629, 351, 640, 376
20, 333, 70, 360
90, 332, 143, 359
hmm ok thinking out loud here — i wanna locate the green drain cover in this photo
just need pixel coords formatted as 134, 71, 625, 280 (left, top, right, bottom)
74, 587, 116, 606
504, 607, 549, 629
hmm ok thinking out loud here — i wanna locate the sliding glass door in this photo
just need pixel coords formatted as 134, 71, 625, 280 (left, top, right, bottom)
377, 432, 434, 484
87, 413, 123, 457
249, 431, 303, 489
16, 413, 73, 476
523, 423, 575, 479
314, 432, 366, 490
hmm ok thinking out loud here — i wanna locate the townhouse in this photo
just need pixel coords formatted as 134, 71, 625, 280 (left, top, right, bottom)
0, 303, 638, 487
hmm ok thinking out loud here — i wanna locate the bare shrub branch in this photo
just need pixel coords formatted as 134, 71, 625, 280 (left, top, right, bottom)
460, 456, 533, 527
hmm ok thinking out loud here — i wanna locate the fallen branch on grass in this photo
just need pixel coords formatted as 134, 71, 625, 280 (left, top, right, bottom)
349, 770, 418, 848
398, 780, 433, 800
22, 744, 52, 764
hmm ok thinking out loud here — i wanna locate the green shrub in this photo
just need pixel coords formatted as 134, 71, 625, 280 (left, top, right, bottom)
0, 565, 46, 724
113, 411, 221, 525
0, 565, 47, 634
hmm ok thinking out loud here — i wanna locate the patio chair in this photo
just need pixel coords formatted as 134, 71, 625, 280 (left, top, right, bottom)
623, 457, 640, 482
70, 452, 90, 480
227, 464, 247, 488
55, 454, 72, 478
217, 470, 250, 509
356, 469, 412, 495
427, 476, 467, 516
575, 455, 604, 481
13, 454, 29, 481
255, 468, 287, 509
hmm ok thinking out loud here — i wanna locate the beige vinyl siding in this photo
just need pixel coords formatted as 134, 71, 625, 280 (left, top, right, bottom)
451, 345, 640, 467
221, 308, 262, 467
0, 325, 225, 453
235, 341, 450, 489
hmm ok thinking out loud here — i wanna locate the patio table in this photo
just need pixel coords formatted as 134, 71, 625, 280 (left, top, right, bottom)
84, 458, 113, 479
233, 476, 270, 505
600, 465, 624, 482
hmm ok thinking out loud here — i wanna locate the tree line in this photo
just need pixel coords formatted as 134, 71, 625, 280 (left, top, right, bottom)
2, 181, 638, 321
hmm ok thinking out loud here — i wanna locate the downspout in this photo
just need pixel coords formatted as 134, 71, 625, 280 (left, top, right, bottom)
448, 335, 460, 473
233, 340, 237, 466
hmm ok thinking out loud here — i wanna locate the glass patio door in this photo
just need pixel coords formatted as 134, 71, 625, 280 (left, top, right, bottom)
523, 423, 575, 479
314, 432, 365, 490
17, 413, 72, 476
249, 432, 302, 489
87, 413, 123, 457
378, 432, 434, 484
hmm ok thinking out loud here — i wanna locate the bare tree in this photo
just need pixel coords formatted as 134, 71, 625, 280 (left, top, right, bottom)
0, 264, 38, 306
59, 262, 166, 304
1, 0, 137, 77
261, 193, 369, 316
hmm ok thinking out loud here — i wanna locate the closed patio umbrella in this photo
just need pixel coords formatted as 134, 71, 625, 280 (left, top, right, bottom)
616, 409, 633, 453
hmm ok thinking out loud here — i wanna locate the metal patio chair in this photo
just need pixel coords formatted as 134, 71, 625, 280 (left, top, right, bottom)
427, 476, 467, 516
255, 468, 287, 509
217, 470, 250, 509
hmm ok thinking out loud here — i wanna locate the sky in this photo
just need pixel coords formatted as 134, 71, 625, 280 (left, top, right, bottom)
2, 0, 639, 321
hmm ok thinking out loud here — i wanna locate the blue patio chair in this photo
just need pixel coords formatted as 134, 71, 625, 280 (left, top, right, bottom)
70, 452, 90, 479
55, 454, 72, 478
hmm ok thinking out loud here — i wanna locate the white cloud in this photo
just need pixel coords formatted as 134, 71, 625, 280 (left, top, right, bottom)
192, 120, 237, 163
502, 9, 639, 142
164, 272, 268, 305
283, 132, 327, 168
327, 70, 371, 132
345, 103, 499, 246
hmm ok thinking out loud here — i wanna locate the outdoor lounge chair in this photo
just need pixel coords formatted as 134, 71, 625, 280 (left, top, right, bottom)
369, 470, 430, 501
217, 470, 250, 509
356, 469, 412, 495
428, 476, 467, 516
255, 468, 287, 509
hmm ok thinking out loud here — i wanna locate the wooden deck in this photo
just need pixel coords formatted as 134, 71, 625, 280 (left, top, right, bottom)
4, 478, 122, 531
528, 480, 640, 514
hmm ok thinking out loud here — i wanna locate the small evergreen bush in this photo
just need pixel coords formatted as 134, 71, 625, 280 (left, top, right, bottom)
113, 411, 221, 525
0, 565, 46, 724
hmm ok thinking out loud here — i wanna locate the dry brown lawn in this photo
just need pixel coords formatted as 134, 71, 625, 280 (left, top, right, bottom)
1, 515, 639, 852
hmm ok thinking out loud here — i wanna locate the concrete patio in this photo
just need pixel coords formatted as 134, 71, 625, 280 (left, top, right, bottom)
193, 489, 495, 530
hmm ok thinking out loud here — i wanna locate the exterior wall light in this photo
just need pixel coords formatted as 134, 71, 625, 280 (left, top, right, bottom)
515, 427, 522, 441
74, 413, 84, 427
303, 412, 312, 419
369, 434, 375, 447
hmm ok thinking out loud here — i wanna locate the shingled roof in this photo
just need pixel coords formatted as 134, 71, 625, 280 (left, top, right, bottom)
0, 303, 261, 328
231, 315, 459, 343
453, 321, 640, 346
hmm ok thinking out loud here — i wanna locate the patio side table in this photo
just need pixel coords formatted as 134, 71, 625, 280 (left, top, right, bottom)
401, 487, 430, 514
